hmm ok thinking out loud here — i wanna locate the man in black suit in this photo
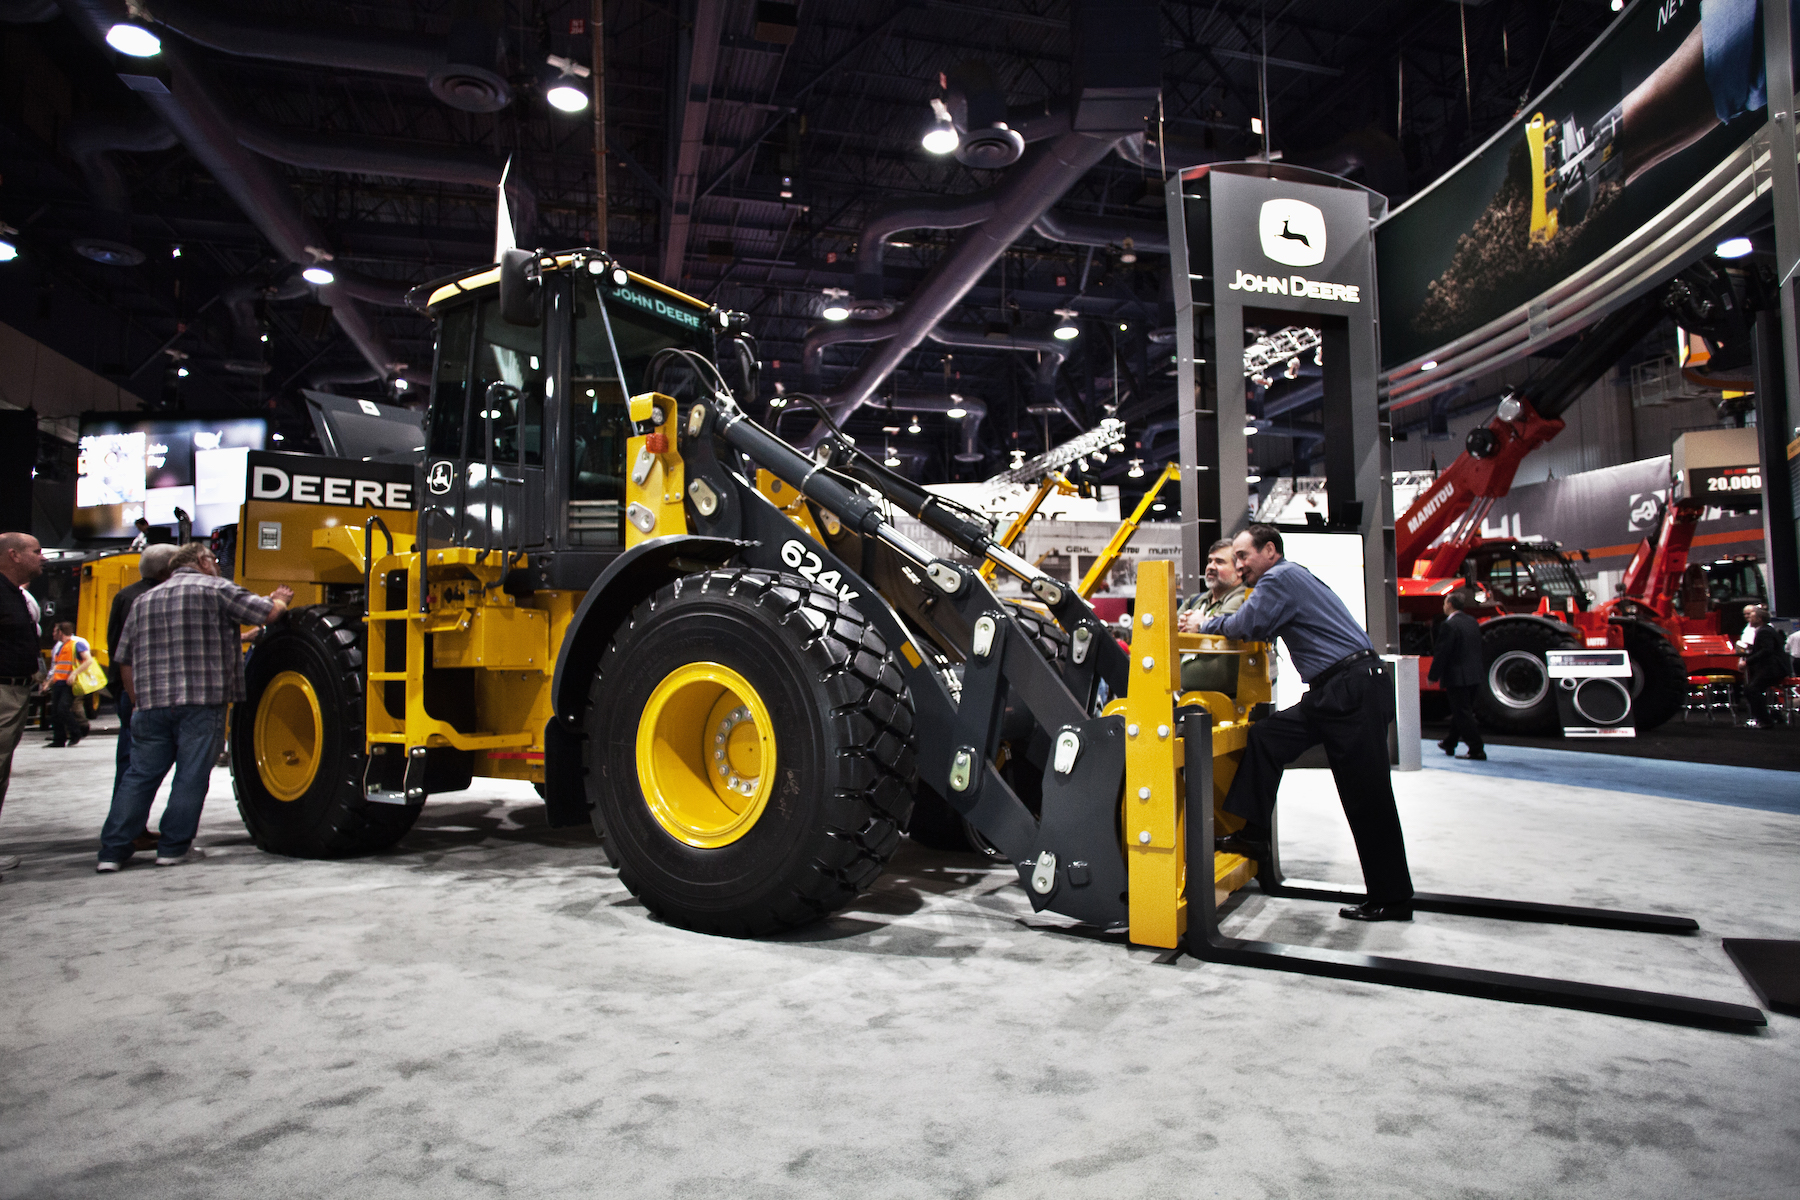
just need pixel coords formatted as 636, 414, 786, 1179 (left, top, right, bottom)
1430, 589, 1485, 760
1740, 604, 1786, 728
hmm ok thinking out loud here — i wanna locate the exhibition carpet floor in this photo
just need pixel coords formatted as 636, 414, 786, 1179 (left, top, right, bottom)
1, 736, 1796, 1200
1420, 739, 1800, 815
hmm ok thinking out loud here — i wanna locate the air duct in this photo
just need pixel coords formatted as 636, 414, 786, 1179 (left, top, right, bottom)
146, 0, 511, 113
852, 193, 997, 316
58, 0, 405, 383
1030, 209, 1168, 254
59, 109, 177, 265
872, 393, 989, 462
802, 0, 1159, 439
232, 115, 536, 234
944, 61, 1024, 170
220, 271, 309, 375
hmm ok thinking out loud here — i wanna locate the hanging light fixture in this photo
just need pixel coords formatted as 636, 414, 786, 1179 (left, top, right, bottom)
1053, 309, 1079, 340
820, 287, 850, 321
1118, 238, 1137, 265
908, 417, 921, 434
1127, 459, 1145, 478
545, 55, 592, 113
106, 21, 162, 57
1716, 236, 1754, 258
946, 395, 967, 419
922, 98, 959, 154
302, 265, 335, 285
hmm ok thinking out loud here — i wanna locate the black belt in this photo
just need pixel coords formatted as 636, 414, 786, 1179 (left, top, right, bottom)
0, 675, 35, 687
1309, 648, 1381, 689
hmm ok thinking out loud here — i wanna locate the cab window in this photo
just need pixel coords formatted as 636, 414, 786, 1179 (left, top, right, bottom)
471, 299, 546, 467
427, 303, 474, 458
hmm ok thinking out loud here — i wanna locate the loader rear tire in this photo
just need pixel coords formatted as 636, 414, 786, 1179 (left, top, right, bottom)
232, 606, 420, 856
584, 569, 915, 936
1476, 620, 1576, 735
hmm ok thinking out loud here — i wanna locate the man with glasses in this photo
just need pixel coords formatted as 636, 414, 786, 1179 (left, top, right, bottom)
0, 531, 47, 880
96, 542, 292, 871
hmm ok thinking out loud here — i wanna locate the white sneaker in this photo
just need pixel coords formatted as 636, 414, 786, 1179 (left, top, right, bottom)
95, 860, 122, 873
154, 848, 206, 867
0, 854, 20, 872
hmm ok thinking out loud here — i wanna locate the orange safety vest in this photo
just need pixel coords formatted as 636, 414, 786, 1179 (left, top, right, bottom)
50, 638, 85, 683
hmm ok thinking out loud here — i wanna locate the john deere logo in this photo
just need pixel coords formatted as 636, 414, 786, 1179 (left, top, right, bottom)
427, 461, 453, 495
1258, 199, 1326, 267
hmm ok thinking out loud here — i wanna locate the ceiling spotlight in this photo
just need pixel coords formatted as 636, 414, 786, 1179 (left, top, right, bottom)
1092, 451, 1107, 464
1151, 502, 1167, 512
545, 54, 592, 112
1246, 473, 1262, 484
176, 367, 189, 377
272, 432, 284, 441
1127, 459, 1145, 478
0, 240, 16, 263
780, 175, 794, 199
1076, 456, 1090, 472
1053, 311, 1080, 340
547, 81, 589, 112
1284, 357, 1300, 379
922, 97, 959, 154
1420, 359, 1439, 371
171, 244, 182, 259
394, 378, 409, 392
946, 405, 967, 419
820, 286, 850, 321
106, 21, 162, 57
908, 418, 921, 434
1244, 424, 1259, 436
302, 265, 335, 285
1110, 442, 1125, 454
1010, 449, 1026, 468
1716, 236, 1754, 258
1119, 238, 1137, 265
1610, 0, 1623, 9
1313, 347, 1322, 365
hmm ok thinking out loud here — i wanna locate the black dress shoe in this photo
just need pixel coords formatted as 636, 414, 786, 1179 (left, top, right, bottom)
1339, 901, 1413, 922
1437, 739, 1457, 756
1458, 751, 1487, 761
1215, 833, 1270, 864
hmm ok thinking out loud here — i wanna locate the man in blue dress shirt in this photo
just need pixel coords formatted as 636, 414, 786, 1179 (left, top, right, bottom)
1198, 523, 1415, 921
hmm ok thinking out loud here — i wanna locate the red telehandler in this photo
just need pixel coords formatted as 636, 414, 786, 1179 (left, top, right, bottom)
1394, 262, 1757, 734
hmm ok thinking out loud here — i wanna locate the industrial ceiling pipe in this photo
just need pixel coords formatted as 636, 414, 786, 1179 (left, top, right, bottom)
232, 116, 537, 234
148, 0, 511, 112
853, 193, 998, 315
58, 0, 405, 382
59, 109, 177, 265
220, 272, 309, 375
924, 324, 1075, 426
1030, 209, 1169, 254
868, 393, 989, 462
802, 130, 1120, 444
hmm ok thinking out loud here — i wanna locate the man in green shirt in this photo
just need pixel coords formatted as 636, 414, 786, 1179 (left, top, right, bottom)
1177, 538, 1248, 694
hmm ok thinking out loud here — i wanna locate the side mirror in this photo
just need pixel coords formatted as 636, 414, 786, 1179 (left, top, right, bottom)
499, 247, 542, 326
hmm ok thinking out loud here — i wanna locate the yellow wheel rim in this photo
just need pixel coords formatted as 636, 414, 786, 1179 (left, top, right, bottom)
635, 662, 777, 848
255, 671, 324, 802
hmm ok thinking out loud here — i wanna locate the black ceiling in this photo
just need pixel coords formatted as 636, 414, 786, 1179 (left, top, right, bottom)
0, 0, 1615, 485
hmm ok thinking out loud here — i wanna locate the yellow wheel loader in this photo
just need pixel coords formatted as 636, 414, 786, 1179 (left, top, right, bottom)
219, 247, 1762, 1029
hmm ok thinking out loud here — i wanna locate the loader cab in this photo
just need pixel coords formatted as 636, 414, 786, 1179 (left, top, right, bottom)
422, 253, 722, 579
1462, 541, 1590, 613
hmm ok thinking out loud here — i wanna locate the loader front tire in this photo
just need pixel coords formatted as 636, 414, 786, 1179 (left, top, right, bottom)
232, 606, 420, 856
584, 569, 915, 936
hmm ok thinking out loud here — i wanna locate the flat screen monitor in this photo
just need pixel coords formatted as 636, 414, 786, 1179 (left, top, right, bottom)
74, 416, 267, 539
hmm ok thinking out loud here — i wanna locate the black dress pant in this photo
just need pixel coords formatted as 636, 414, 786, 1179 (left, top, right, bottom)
1223, 659, 1415, 904
1443, 684, 1483, 754
49, 681, 87, 747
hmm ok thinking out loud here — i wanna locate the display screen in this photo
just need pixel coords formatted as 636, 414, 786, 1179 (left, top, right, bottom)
74, 416, 267, 538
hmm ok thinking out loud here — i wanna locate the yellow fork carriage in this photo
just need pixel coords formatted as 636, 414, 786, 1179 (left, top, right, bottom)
224, 248, 1761, 1030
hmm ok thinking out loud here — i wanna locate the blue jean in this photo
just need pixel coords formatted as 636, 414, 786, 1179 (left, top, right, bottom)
99, 704, 226, 863
115, 689, 134, 778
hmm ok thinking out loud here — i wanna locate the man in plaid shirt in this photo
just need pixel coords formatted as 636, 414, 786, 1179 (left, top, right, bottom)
97, 542, 293, 871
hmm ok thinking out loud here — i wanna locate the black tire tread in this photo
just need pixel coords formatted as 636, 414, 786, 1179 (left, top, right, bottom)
584, 568, 915, 935
1615, 618, 1689, 731
232, 605, 420, 857
1475, 619, 1577, 735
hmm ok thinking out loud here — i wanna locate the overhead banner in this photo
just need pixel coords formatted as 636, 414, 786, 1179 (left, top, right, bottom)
1377, 0, 1783, 369
1472, 456, 1762, 567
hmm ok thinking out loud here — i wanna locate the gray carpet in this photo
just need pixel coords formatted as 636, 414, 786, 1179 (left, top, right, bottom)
1, 733, 1796, 1199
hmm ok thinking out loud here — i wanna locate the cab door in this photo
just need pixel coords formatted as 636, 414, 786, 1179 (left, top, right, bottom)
422, 297, 548, 556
